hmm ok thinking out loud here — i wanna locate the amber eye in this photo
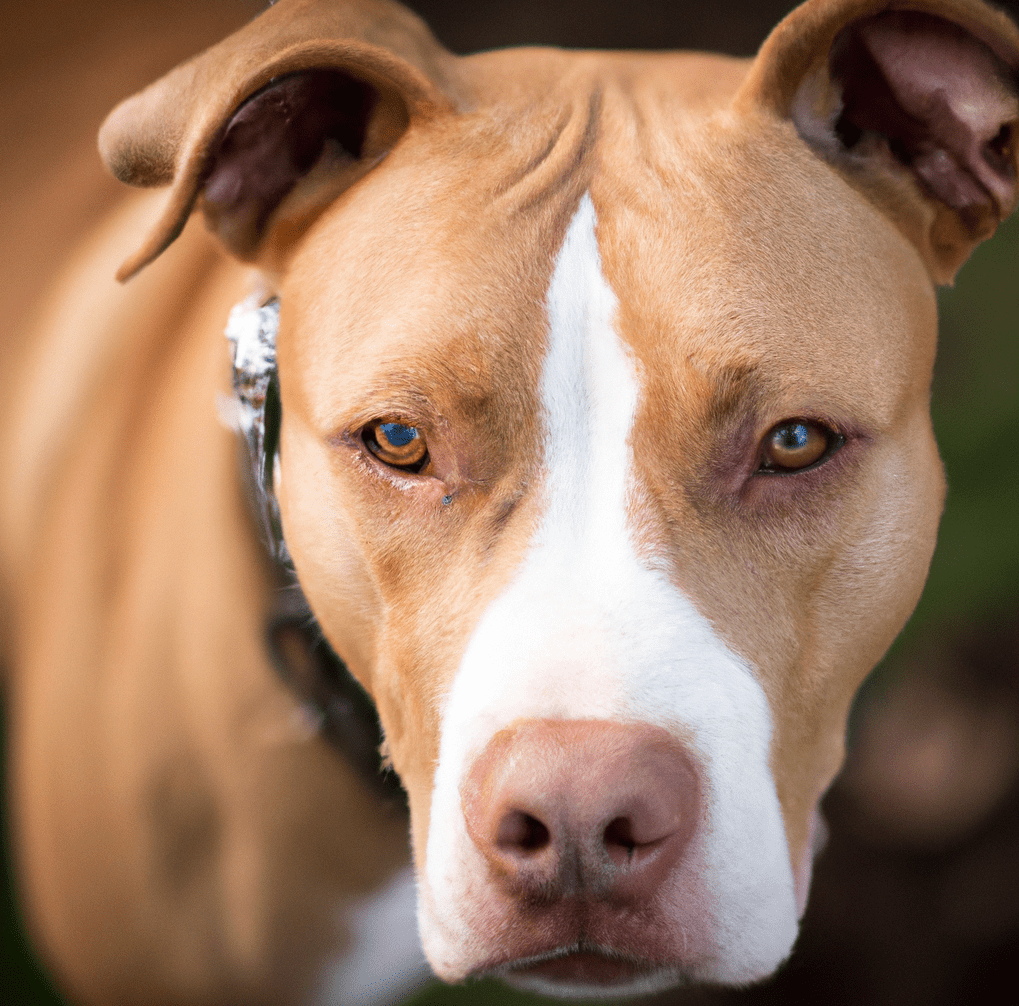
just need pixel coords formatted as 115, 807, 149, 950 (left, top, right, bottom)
363, 420, 429, 473
758, 419, 837, 473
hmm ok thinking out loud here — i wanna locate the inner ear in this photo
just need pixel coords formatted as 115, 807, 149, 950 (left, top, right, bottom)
822, 11, 1018, 238
202, 69, 409, 256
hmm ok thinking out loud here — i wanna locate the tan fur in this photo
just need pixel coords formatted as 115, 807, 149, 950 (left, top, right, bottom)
2, 0, 1017, 1001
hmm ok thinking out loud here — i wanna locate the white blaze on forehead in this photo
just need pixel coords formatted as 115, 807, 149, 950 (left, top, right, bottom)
420, 195, 798, 985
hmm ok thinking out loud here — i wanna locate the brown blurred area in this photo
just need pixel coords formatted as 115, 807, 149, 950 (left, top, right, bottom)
3, 2, 1018, 1004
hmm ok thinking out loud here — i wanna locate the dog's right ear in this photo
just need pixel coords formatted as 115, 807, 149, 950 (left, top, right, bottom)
99, 0, 463, 281
735, 0, 1019, 284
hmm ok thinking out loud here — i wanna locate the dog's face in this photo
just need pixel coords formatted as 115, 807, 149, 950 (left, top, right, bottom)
100, 0, 1019, 996
276, 110, 945, 989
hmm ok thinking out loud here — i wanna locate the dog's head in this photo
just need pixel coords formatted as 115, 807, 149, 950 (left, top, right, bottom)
101, 0, 1019, 996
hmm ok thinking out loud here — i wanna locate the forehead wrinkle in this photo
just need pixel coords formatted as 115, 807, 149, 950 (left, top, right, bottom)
496, 88, 602, 215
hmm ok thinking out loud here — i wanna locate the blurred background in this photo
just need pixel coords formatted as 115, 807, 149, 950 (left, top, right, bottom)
2, 1, 1017, 1003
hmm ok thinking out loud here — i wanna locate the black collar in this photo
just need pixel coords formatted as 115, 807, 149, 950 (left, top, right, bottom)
264, 569, 406, 804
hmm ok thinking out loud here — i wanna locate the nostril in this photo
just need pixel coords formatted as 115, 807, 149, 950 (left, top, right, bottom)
496, 810, 551, 854
603, 816, 639, 864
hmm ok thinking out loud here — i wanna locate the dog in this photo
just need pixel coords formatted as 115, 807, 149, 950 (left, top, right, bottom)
2, 0, 1017, 1002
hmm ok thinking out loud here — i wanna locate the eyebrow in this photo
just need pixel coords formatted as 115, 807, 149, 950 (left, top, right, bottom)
323, 358, 498, 437
326, 386, 439, 441
699, 361, 768, 430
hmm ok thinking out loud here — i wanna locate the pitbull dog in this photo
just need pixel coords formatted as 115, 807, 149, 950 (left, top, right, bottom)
2, 0, 1017, 1002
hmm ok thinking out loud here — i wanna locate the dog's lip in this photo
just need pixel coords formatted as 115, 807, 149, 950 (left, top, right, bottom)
479, 942, 660, 988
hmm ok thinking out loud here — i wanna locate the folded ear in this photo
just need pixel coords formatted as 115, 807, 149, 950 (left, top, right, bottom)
735, 0, 1019, 283
99, 0, 462, 280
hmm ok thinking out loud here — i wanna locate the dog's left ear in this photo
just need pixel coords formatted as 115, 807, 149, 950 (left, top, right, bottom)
99, 0, 463, 280
736, 0, 1019, 283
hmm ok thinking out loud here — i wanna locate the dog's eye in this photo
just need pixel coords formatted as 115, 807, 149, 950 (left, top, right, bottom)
758, 420, 840, 473
363, 420, 429, 473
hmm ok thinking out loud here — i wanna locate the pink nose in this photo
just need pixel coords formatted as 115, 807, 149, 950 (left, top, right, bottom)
461, 719, 698, 904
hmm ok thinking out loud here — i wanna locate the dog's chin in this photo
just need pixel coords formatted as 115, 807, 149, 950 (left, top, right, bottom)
482, 944, 687, 1001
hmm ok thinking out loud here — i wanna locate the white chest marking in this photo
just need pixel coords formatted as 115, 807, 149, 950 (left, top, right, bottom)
419, 194, 797, 985
316, 866, 431, 1006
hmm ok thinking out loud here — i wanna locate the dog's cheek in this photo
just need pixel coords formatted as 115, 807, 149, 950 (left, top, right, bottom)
275, 421, 385, 689
648, 400, 945, 885
764, 415, 946, 870
276, 435, 450, 847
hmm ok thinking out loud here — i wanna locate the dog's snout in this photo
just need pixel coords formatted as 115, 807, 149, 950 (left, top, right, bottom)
462, 720, 698, 905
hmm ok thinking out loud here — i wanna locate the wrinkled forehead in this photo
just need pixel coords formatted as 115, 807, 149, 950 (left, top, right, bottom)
281, 95, 936, 431
278, 125, 579, 430
592, 129, 939, 430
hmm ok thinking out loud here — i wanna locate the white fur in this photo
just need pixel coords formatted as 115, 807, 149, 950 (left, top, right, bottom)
316, 867, 431, 1006
419, 195, 798, 989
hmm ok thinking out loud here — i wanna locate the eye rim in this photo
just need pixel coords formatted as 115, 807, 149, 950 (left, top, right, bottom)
362, 418, 431, 474
756, 418, 844, 475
